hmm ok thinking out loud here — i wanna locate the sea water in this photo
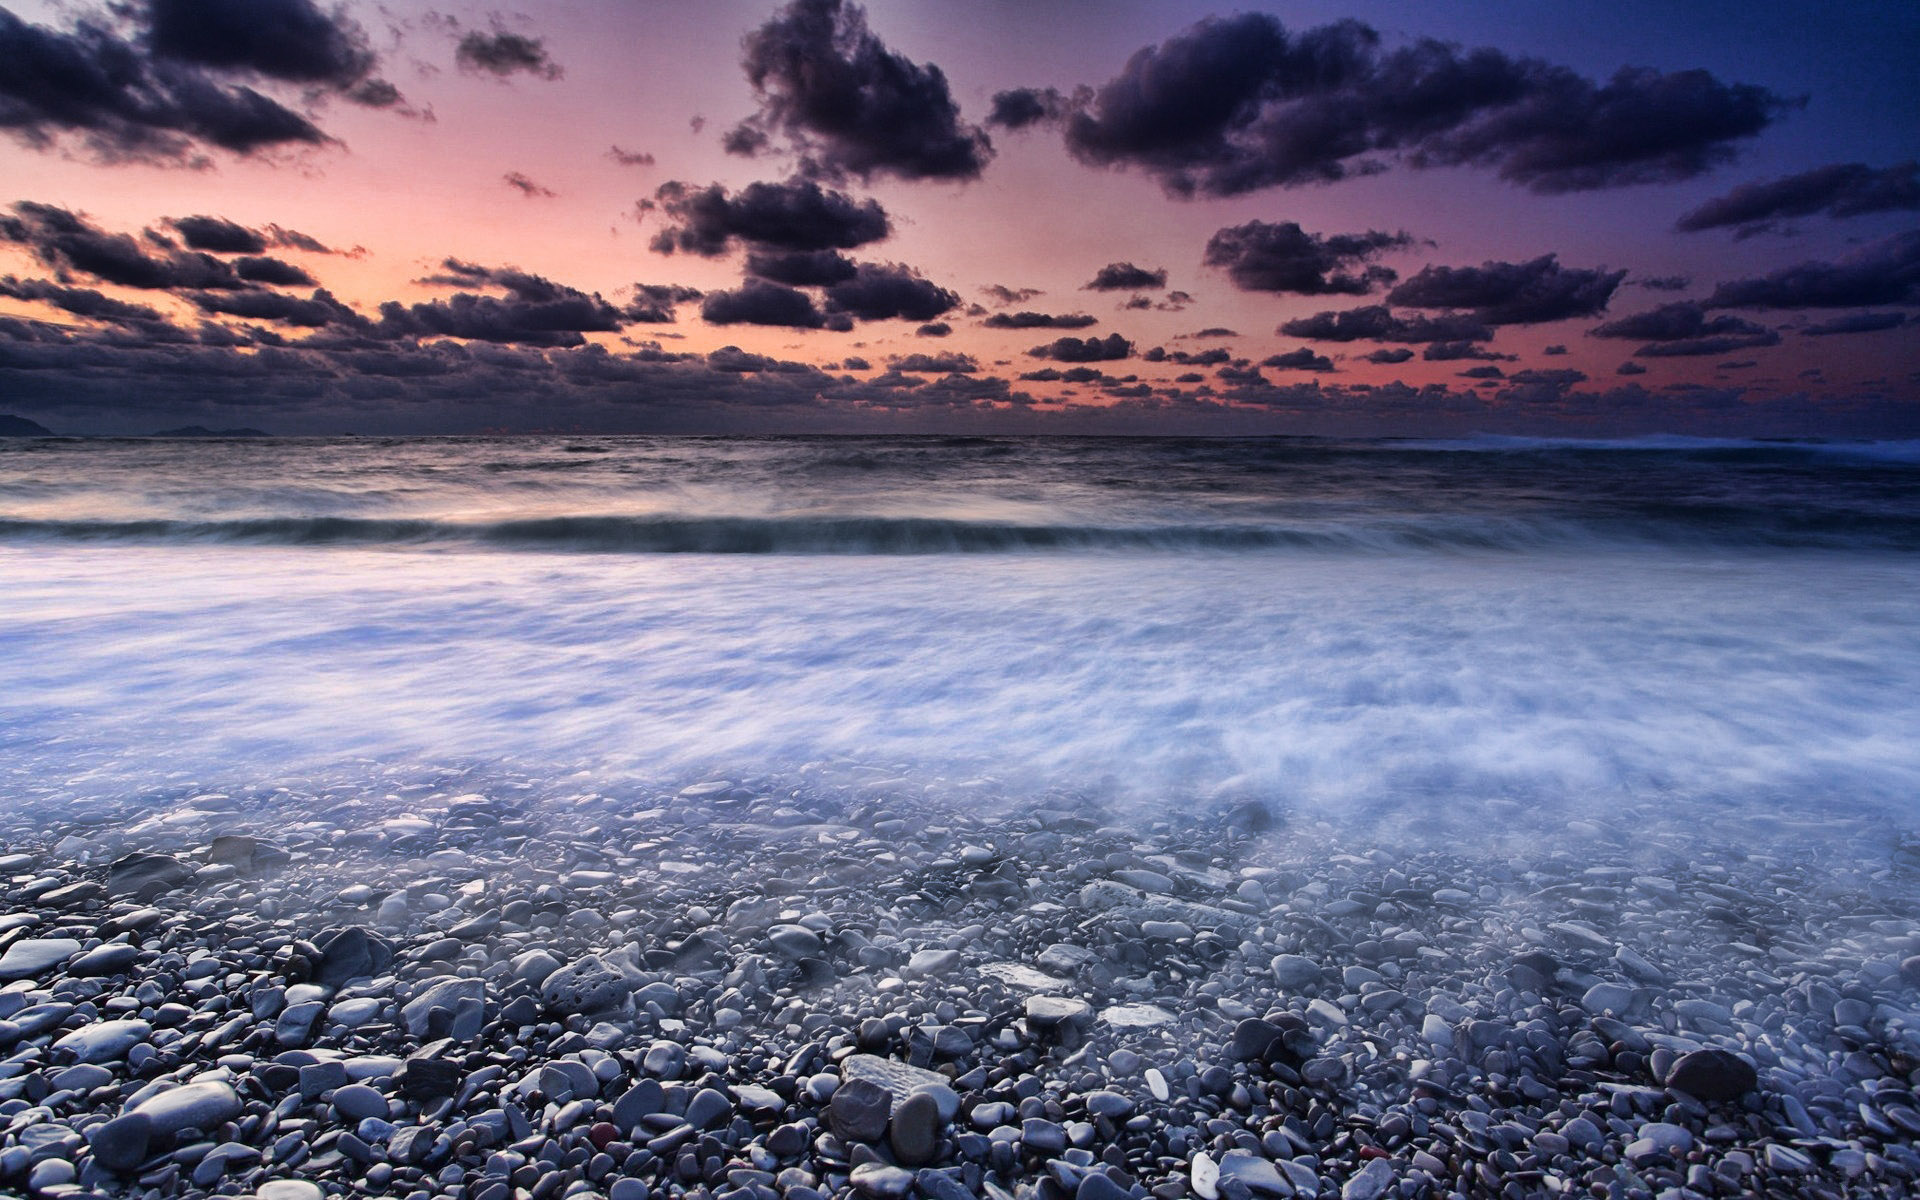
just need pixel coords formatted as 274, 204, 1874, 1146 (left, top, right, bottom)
3, 434, 1917, 835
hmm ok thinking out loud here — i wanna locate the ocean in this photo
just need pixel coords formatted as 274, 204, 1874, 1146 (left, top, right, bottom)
4, 433, 1918, 836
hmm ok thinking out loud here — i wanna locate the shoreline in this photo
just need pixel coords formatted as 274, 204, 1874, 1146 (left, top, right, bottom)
2, 777, 1917, 1200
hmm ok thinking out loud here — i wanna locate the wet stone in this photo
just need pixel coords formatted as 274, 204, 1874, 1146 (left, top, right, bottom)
831, 1078, 893, 1143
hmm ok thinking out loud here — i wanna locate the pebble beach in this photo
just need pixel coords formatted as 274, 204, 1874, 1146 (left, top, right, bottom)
4, 767, 1919, 1200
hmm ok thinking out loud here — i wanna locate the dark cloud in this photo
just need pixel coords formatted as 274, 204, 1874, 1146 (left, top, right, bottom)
1019, 366, 1127, 385
823, 263, 959, 322
386, 264, 629, 346
982, 284, 1042, 306
840, 356, 870, 370
624, 284, 703, 324
231, 255, 315, 286
915, 322, 950, 337
3, 201, 247, 289
1027, 333, 1133, 362
1386, 254, 1624, 324
1634, 331, 1780, 357
1423, 340, 1514, 362
1508, 368, 1587, 388
1459, 365, 1505, 379
1590, 301, 1768, 341
504, 172, 557, 199
700, 280, 846, 330
1632, 274, 1691, 291
0, 276, 165, 324
1617, 361, 1648, 375
649, 179, 890, 256
1278, 304, 1491, 343
745, 248, 858, 287
1188, 327, 1237, 338
889, 352, 978, 374
1677, 162, 1920, 235
1363, 347, 1414, 364
982, 310, 1097, 330
987, 87, 1068, 131
455, 31, 563, 81
1542, 344, 1568, 355
168, 215, 264, 254
186, 287, 357, 327
144, 0, 378, 88
1052, 13, 1787, 198
728, 0, 991, 183
1263, 348, 1335, 371
607, 146, 655, 168
706, 346, 822, 375
0, 9, 332, 163
1143, 346, 1230, 366
1084, 262, 1167, 291
1204, 222, 1411, 295
1704, 231, 1920, 309
1802, 312, 1907, 337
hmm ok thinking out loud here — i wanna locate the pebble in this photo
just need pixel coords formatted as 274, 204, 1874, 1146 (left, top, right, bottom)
830, 1078, 892, 1142
1665, 1048, 1758, 1100
539, 955, 626, 1015
53, 1017, 151, 1062
130, 1079, 242, 1136
889, 1090, 943, 1165
0, 937, 81, 980
1269, 953, 1320, 987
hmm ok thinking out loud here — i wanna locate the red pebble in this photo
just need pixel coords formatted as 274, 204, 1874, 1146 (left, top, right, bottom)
589, 1122, 619, 1150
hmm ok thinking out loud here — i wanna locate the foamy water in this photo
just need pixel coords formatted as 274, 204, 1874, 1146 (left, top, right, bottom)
3, 435, 1917, 828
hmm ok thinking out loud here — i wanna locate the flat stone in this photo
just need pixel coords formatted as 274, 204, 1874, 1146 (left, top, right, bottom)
55, 1018, 151, 1063
1100, 1003, 1177, 1028
402, 977, 487, 1038
1026, 995, 1094, 1031
980, 963, 1071, 990
1270, 954, 1320, 987
1217, 1151, 1287, 1196
841, 1054, 947, 1112
767, 924, 822, 958
68, 943, 139, 976
904, 949, 962, 978
850, 1163, 916, 1199
830, 1078, 892, 1142
256, 1183, 326, 1200
314, 927, 395, 988
107, 852, 192, 899
685, 1087, 732, 1129
131, 1080, 242, 1136
1342, 1158, 1395, 1200
0, 937, 80, 980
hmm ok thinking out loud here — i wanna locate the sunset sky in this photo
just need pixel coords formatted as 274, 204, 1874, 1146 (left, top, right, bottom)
2, 0, 1916, 435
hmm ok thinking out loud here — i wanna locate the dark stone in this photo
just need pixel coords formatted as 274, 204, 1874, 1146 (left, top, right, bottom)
1664, 1049, 1757, 1101
888, 1091, 942, 1166
87, 1113, 152, 1173
830, 1078, 892, 1143
106, 853, 192, 900
314, 927, 395, 988
397, 1055, 462, 1102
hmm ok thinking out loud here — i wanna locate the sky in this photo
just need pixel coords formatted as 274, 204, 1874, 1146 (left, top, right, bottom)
1, 0, 1916, 436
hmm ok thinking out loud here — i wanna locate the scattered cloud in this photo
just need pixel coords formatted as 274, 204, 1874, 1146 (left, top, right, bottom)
1801, 311, 1907, 337
1279, 304, 1491, 343
986, 87, 1069, 131
982, 284, 1041, 307
455, 30, 563, 81
1263, 348, 1335, 371
1204, 222, 1412, 295
504, 172, 557, 198
745, 248, 859, 287
727, 0, 991, 182
983, 311, 1097, 329
1386, 254, 1625, 324
1027, 333, 1133, 362
822, 262, 959, 322
624, 284, 704, 324
0, 275, 165, 325
1677, 162, 1919, 235
3, 201, 247, 289
1363, 347, 1414, 364
1423, 340, 1515, 361
915, 322, 950, 337
649, 179, 890, 256
607, 146, 655, 168
1047, 13, 1788, 198
699, 279, 844, 330
1704, 230, 1920, 308
1084, 262, 1167, 291
1591, 301, 1768, 341
890, 351, 978, 374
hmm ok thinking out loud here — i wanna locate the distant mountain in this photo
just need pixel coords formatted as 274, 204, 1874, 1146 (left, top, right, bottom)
0, 414, 55, 437
150, 425, 272, 438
